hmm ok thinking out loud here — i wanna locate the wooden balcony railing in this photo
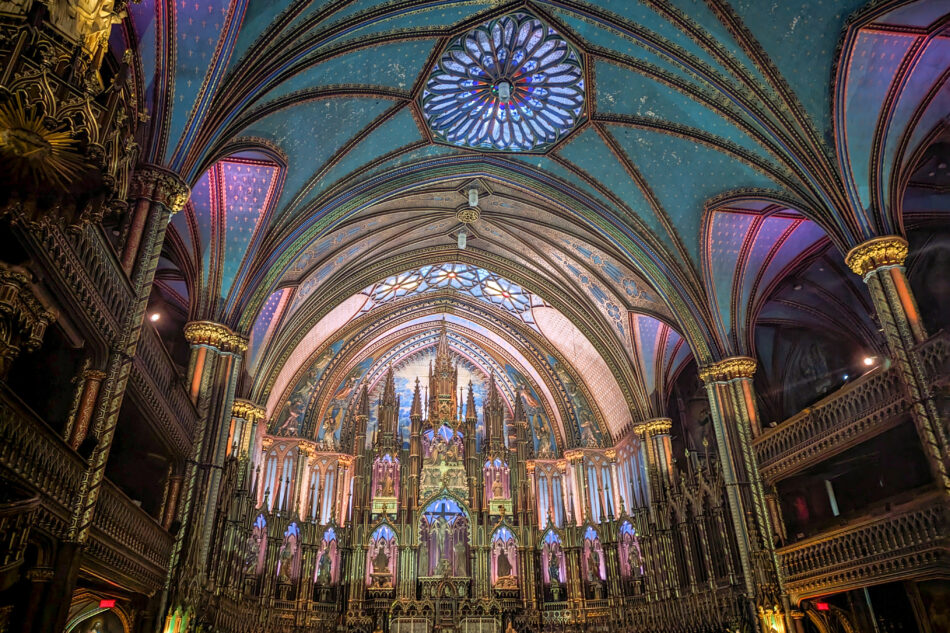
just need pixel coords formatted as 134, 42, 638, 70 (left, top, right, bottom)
0, 384, 173, 593
22, 224, 133, 346
0, 385, 84, 511
130, 324, 198, 456
916, 330, 950, 386
753, 365, 906, 483
777, 491, 950, 601
92, 480, 173, 570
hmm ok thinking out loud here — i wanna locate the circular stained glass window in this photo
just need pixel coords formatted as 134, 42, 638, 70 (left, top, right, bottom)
421, 13, 585, 152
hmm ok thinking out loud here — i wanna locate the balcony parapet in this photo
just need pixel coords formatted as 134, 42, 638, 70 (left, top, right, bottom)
618, 586, 746, 632
777, 491, 950, 602
86, 479, 173, 594
915, 330, 950, 386
20, 224, 133, 346
0, 384, 84, 510
129, 324, 198, 456
753, 365, 906, 483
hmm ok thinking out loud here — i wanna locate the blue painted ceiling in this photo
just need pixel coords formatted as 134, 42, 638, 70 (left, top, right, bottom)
127, 0, 949, 446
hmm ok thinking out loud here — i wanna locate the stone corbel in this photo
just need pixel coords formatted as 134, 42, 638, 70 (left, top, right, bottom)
0, 262, 57, 378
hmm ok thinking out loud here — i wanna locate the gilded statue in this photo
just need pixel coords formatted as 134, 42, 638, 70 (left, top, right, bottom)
492, 474, 504, 499
380, 470, 395, 497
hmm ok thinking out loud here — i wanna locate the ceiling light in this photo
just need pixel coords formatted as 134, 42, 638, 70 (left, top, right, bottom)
149, 312, 161, 322
468, 187, 479, 207
497, 80, 511, 102
458, 229, 467, 250
863, 356, 875, 366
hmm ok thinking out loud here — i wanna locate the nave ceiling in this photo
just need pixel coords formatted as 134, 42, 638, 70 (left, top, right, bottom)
131, 0, 949, 450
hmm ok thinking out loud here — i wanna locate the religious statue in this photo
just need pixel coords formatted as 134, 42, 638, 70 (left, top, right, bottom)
317, 550, 332, 585
547, 548, 560, 583
277, 543, 294, 583
453, 540, 467, 575
506, 621, 516, 633
627, 543, 641, 576
432, 516, 449, 559
243, 532, 262, 574
496, 546, 513, 579
380, 470, 395, 497
51, 0, 127, 69
372, 543, 390, 576
587, 547, 601, 582
419, 537, 430, 575
492, 473, 504, 499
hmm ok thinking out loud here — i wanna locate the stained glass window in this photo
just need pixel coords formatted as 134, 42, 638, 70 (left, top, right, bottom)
359, 263, 541, 328
421, 13, 585, 152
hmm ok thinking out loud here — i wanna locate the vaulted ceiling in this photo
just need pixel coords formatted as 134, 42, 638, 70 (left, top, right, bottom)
132, 0, 950, 450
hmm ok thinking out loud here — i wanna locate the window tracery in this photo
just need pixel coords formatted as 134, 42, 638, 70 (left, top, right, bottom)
358, 264, 538, 328
421, 13, 585, 152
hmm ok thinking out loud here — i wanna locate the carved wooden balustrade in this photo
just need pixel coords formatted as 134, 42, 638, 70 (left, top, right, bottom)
0, 485, 39, 591
753, 365, 906, 483
777, 491, 950, 602
86, 479, 174, 593
129, 323, 199, 456
0, 383, 173, 594
0, 384, 84, 519
617, 586, 746, 632
16, 224, 133, 346
916, 330, 950, 386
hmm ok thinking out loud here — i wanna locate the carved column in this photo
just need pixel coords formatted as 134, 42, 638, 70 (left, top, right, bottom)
174, 321, 246, 586
66, 368, 106, 449
634, 419, 673, 503
162, 471, 184, 530
700, 357, 787, 633
230, 399, 265, 459
36, 165, 187, 633
845, 236, 950, 493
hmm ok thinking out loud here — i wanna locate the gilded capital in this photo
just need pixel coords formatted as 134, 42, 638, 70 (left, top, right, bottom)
633, 418, 672, 437
183, 321, 248, 354
845, 236, 908, 277
231, 399, 266, 422
563, 449, 585, 463
130, 166, 191, 213
699, 356, 757, 383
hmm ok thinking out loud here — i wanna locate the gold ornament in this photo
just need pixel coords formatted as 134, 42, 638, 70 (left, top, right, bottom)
455, 206, 480, 224
183, 321, 248, 354
699, 356, 757, 383
633, 418, 672, 437
231, 399, 266, 422
844, 236, 908, 277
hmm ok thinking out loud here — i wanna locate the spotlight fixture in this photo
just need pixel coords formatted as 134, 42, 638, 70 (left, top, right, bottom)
863, 356, 875, 366
149, 312, 161, 322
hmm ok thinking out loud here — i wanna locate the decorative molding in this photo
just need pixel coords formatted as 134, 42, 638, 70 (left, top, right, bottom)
844, 236, 908, 277
232, 399, 266, 422
183, 321, 248, 354
632, 418, 672, 437
129, 166, 190, 214
699, 356, 757, 383
0, 263, 57, 377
